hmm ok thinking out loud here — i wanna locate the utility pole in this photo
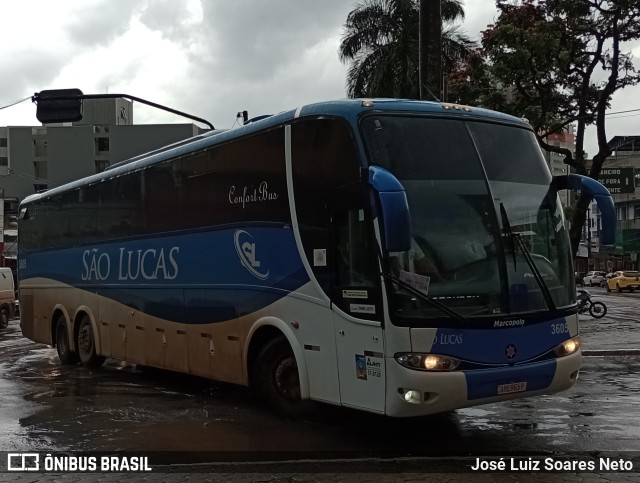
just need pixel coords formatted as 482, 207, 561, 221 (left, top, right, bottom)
419, 0, 442, 101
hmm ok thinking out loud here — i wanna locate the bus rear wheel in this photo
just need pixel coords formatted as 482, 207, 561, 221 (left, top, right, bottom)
55, 319, 79, 365
253, 336, 312, 418
76, 316, 105, 367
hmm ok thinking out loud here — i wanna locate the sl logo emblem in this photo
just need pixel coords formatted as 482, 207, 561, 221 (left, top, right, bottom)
234, 229, 269, 280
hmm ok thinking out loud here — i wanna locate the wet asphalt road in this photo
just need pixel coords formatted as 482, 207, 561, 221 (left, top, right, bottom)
0, 289, 639, 469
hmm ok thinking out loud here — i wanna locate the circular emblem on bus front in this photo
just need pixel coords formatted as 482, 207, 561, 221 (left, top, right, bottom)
505, 343, 517, 360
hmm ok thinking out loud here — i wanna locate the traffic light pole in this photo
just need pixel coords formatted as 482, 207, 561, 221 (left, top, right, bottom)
32, 90, 214, 130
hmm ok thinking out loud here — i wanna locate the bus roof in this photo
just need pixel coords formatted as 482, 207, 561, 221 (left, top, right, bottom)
21, 98, 530, 206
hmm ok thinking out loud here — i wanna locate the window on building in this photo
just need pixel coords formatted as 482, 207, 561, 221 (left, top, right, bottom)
619, 205, 628, 221
0, 138, 7, 147
33, 160, 48, 180
95, 160, 110, 172
32, 138, 48, 157
96, 137, 110, 153
0, 157, 8, 166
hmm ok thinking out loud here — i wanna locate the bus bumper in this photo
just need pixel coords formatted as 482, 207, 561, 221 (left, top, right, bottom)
384, 351, 582, 417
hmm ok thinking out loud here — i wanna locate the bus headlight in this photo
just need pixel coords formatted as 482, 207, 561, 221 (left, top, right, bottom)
395, 353, 461, 371
554, 336, 581, 357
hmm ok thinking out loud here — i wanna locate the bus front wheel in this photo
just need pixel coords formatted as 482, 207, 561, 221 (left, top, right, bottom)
76, 316, 105, 367
253, 336, 311, 418
55, 319, 79, 365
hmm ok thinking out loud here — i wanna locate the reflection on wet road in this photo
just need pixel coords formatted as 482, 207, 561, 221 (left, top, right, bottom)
0, 290, 639, 464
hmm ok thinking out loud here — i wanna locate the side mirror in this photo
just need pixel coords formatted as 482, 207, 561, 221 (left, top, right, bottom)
552, 174, 616, 246
368, 166, 411, 252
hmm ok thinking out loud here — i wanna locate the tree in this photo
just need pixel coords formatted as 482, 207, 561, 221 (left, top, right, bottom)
420, 0, 441, 100
339, 0, 474, 99
480, 0, 640, 255
446, 47, 508, 108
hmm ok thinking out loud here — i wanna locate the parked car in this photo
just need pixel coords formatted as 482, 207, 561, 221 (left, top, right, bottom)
599, 272, 615, 287
606, 270, 640, 293
0, 267, 16, 329
575, 272, 586, 286
583, 271, 607, 287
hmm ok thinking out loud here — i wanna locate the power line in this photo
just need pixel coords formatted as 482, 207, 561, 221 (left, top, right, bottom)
607, 113, 640, 119
607, 107, 640, 116
0, 96, 31, 111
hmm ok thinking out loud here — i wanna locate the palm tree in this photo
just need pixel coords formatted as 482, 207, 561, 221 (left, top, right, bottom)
339, 0, 474, 99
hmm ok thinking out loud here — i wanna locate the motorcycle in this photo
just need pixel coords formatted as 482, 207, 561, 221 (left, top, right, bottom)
577, 289, 607, 319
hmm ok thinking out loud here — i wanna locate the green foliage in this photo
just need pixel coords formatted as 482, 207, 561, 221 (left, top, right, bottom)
481, 1, 580, 137
339, 0, 474, 98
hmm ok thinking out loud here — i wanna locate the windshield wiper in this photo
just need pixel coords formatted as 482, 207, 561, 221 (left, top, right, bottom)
380, 272, 469, 325
499, 203, 556, 311
499, 203, 517, 270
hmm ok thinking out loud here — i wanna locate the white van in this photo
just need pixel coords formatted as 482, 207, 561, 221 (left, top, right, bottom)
0, 267, 16, 328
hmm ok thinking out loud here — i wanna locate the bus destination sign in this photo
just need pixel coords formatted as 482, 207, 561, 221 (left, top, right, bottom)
597, 167, 635, 194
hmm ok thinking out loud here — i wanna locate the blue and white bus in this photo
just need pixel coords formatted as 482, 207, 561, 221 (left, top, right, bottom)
18, 99, 615, 417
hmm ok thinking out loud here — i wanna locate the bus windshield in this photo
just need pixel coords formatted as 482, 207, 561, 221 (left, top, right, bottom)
361, 115, 575, 325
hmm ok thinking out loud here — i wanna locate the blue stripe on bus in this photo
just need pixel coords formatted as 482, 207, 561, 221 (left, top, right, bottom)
464, 359, 557, 400
21, 226, 311, 324
430, 320, 571, 364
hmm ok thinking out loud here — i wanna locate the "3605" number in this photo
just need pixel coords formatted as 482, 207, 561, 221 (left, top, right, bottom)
551, 322, 569, 334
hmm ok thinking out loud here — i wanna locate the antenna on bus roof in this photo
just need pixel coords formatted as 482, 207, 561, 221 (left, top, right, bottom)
32, 88, 214, 130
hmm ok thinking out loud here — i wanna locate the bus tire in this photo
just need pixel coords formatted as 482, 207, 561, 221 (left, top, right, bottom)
253, 336, 312, 418
0, 306, 9, 329
55, 319, 79, 365
76, 315, 105, 367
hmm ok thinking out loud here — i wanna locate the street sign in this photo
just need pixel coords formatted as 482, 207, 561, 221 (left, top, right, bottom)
597, 167, 635, 194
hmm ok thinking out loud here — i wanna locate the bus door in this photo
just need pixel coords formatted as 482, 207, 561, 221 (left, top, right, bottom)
330, 184, 386, 413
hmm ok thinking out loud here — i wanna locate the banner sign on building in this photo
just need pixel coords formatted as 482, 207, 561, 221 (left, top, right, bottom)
597, 167, 635, 194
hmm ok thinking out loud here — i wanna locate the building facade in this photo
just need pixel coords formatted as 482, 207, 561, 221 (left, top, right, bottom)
589, 136, 640, 272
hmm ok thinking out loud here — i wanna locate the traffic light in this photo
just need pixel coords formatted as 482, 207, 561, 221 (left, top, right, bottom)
34, 88, 84, 123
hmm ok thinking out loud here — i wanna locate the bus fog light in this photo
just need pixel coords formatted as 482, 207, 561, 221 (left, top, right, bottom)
395, 353, 461, 371
399, 388, 421, 404
554, 336, 581, 357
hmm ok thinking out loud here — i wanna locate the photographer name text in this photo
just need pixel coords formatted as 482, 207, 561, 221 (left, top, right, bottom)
472, 457, 633, 472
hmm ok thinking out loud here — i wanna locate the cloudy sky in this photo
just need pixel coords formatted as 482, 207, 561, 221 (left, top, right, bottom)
1, 0, 639, 157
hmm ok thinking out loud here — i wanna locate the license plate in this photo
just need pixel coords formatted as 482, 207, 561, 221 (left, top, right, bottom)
497, 381, 527, 395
